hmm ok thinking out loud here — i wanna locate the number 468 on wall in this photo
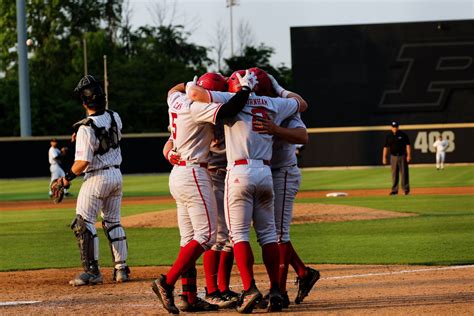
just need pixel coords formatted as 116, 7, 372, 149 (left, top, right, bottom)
414, 131, 455, 153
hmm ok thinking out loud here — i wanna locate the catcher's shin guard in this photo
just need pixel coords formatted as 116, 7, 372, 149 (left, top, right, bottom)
70, 215, 100, 274
102, 220, 128, 269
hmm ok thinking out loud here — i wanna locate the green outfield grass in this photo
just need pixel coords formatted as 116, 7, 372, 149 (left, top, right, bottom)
0, 165, 473, 201
0, 165, 473, 271
300, 165, 474, 191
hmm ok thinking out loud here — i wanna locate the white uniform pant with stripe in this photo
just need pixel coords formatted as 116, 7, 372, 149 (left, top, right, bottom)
225, 161, 277, 246
209, 169, 233, 252
272, 165, 301, 243
49, 164, 66, 194
76, 168, 127, 269
436, 152, 446, 169
50, 164, 65, 182
169, 165, 217, 249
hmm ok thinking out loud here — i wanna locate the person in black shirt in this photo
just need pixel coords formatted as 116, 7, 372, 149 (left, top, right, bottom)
382, 122, 412, 195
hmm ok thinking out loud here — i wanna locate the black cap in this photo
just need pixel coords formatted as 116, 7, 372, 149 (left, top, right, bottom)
391, 121, 399, 128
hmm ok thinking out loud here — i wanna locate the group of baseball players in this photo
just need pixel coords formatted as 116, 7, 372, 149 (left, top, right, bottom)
149, 68, 320, 314
53, 71, 319, 314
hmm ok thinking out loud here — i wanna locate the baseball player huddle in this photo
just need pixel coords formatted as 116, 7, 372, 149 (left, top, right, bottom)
152, 68, 320, 314
58, 70, 318, 314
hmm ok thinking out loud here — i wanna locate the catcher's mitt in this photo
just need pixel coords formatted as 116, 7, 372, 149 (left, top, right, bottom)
50, 179, 65, 204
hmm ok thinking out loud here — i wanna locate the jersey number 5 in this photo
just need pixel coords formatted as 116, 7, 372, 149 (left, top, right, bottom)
251, 108, 269, 132
171, 112, 178, 140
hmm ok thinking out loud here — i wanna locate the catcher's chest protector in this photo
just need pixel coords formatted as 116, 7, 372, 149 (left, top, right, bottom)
73, 110, 120, 155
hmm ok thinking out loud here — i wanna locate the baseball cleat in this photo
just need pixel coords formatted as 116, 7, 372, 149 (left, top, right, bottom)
220, 289, 240, 303
204, 289, 237, 308
267, 287, 283, 312
282, 291, 290, 308
295, 267, 320, 304
151, 275, 179, 314
69, 271, 103, 286
113, 266, 130, 283
235, 280, 263, 314
256, 289, 290, 309
179, 295, 219, 312
254, 291, 269, 310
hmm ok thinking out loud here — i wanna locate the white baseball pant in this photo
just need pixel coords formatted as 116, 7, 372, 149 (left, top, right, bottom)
272, 165, 301, 243
169, 164, 217, 249
225, 159, 277, 246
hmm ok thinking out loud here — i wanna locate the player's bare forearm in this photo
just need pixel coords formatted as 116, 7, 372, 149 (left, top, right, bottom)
382, 147, 388, 164
275, 127, 308, 144
287, 93, 308, 112
406, 145, 412, 163
187, 85, 211, 103
163, 139, 173, 159
254, 117, 308, 144
60, 160, 89, 187
168, 83, 186, 96
71, 160, 89, 175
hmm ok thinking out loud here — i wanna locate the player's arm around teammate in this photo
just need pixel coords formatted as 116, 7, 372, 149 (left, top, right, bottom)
253, 116, 308, 144
187, 72, 308, 114
151, 71, 257, 314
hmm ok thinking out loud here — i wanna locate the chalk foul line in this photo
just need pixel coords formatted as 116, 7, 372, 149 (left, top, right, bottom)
0, 301, 41, 307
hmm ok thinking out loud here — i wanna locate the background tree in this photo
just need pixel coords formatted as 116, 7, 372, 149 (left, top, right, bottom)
209, 20, 228, 73
236, 19, 255, 56
0, 1, 290, 136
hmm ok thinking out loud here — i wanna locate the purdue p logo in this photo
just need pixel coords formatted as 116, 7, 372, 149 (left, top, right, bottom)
378, 42, 474, 111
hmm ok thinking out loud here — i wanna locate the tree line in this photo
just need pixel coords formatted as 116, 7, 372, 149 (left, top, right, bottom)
0, 0, 291, 136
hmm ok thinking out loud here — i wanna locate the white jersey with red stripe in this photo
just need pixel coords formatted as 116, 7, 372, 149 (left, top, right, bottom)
168, 91, 222, 163
271, 113, 306, 169
210, 91, 299, 163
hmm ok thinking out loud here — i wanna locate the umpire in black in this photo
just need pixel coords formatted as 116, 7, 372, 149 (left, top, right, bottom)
382, 122, 412, 195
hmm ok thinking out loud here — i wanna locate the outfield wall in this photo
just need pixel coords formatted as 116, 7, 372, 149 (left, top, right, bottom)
299, 123, 474, 167
1, 123, 473, 178
0, 134, 172, 178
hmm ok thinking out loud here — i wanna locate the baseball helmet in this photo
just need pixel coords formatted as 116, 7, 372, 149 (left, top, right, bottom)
227, 70, 246, 93
197, 73, 228, 92
248, 67, 276, 97
74, 75, 106, 109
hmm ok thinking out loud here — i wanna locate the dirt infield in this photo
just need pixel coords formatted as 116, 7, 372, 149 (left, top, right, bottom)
1, 186, 473, 211
118, 203, 415, 228
1, 264, 473, 315
1, 186, 473, 314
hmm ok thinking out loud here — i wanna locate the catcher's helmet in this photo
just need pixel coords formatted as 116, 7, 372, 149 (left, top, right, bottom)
227, 70, 246, 93
74, 75, 106, 109
248, 67, 276, 97
197, 73, 228, 92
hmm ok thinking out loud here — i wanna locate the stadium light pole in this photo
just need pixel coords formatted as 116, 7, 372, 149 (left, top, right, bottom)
16, 0, 31, 137
226, 0, 239, 57
83, 37, 88, 76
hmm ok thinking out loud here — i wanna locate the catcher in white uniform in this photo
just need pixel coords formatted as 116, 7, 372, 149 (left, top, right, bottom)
55, 75, 130, 286
187, 68, 308, 313
48, 138, 68, 197
433, 136, 449, 170
152, 71, 257, 314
